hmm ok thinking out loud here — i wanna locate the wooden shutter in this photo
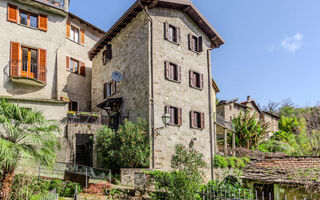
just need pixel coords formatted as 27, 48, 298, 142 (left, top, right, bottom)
198, 36, 203, 52
107, 44, 112, 59
164, 21, 169, 40
38, 14, 48, 31
200, 74, 204, 89
190, 111, 195, 128
177, 27, 181, 44
200, 113, 205, 129
10, 41, 20, 77
66, 56, 70, 71
80, 62, 86, 76
80, 29, 85, 44
38, 49, 47, 83
103, 83, 107, 99
165, 61, 170, 79
177, 65, 181, 82
188, 34, 192, 50
7, 4, 18, 23
111, 80, 116, 95
189, 70, 194, 87
178, 108, 182, 126
66, 21, 70, 37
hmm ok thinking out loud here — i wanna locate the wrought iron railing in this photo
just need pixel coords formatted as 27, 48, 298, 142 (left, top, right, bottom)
10, 60, 47, 84
67, 112, 103, 124
43, 0, 64, 8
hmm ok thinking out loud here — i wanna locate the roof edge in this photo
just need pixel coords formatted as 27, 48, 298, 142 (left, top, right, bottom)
68, 13, 105, 34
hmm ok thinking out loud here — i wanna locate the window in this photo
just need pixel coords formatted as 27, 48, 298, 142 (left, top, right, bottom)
190, 111, 204, 129
66, 57, 86, 76
229, 104, 232, 111
103, 45, 112, 64
21, 47, 37, 78
189, 70, 203, 89
188, 34, 203, 52
165, 106, 182, 126
164, 22, 180, 44
69, 58, 79, 74
19, 10, 38, 28
69, 100, 78, 112
104, 81, 116, 98
165, 61, 181, 82
70, 25, 79, 43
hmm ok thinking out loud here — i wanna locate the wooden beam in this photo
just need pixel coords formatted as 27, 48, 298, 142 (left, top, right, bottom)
232, 132, 236, 156
148, 0, 158, 8
224, 129, 228, 156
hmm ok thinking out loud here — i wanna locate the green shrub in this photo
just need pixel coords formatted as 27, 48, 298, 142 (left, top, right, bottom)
227, 157, 237, 168
258, 140, 292, 154
236, 158, 246, 169
242, 157, 251, 164
213, 155, 228, 168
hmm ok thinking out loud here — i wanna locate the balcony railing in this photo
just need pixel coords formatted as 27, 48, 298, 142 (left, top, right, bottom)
42, 0, 64, 8
67, 112, 103, 124
10, 60, 47, 85
216, 113, 234, 130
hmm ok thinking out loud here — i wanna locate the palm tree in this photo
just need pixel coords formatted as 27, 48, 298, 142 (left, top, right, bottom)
0, 99, 60, 200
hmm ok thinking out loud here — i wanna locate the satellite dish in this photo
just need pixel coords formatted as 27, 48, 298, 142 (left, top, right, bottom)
112, 71, 123, 82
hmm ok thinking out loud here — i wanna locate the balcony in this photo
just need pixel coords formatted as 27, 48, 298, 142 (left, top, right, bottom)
67, 112, 103, 124
215, 113, 234, 131
10, 60, 47, 86
40, 0, 64, 8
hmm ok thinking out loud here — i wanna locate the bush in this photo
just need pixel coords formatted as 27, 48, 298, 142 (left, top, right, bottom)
213, 155, 228, 168
258, 140, 292, 154
227, 157, 237, 168
96, 119, 149, 172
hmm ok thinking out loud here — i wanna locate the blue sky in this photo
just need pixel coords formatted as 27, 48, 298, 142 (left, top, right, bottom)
70, 0, 320, 107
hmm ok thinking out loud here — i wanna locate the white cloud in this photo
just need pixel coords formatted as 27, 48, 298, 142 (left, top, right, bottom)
281, 32, 303, 53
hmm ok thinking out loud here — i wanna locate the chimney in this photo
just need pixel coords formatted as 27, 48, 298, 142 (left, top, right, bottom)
247, 96, 251, 101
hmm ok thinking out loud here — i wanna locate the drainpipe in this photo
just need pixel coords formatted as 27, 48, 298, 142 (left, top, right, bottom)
139, 0, 155, 169
207, 47, 214, 180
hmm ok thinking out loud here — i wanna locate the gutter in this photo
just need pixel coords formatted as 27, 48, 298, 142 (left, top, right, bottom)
207, 48, 214, 180
139, 1, 155, 169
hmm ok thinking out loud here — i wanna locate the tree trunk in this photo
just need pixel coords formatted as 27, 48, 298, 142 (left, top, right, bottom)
0, 169, 15, 200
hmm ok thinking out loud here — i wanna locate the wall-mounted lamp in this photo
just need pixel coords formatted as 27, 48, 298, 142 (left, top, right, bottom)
161, 112, 171, 127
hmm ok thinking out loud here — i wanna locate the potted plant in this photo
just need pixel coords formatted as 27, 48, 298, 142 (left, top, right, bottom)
60, 96, 70, 102
67, 111, 76, 116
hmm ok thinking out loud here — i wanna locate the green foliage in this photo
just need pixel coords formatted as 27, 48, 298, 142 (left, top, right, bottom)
278, 116, 301, 134
11, 175, 82, 199
213, 155, 249, 169
148, 144, 205, 200
95, 119, 149, 172
232, 111, 269, 149
258, 140, 293, 154
0, 99, 60, 171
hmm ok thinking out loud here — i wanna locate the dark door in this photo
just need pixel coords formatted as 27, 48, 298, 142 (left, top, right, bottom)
76, 134, 93, 167
254, 184, 274, 200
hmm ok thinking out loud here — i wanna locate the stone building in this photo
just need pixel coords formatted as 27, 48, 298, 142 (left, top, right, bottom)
89, 0, 224, 179
0, 0, 104, 165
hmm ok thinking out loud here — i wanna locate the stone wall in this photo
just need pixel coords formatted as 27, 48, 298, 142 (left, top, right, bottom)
120, 168, 153, 187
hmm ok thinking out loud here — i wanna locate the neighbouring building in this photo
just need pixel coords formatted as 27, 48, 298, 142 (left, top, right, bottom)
0, 0, 104, 166
89, 0, 224, 179
215, 96, 280, 155
242, 157, 320, 199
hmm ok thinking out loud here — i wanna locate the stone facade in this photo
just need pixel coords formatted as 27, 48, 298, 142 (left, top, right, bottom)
91, 2, 221, 180
0, 0, 104, 164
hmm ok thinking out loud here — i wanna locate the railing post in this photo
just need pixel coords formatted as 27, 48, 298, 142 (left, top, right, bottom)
224, 129, 228, 156
232, 132, 236, 156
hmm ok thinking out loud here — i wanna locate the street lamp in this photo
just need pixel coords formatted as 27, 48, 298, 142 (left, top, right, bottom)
161, 112, 171, 127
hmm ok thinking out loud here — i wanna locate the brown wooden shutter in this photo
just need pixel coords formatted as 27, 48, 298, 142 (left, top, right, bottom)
165, 106, 170, 114
111, 80, 116, 95
107, 44, 112, 59
103, 83, 107, 99
80, 62, 86, 76
10, 41, 20, 77
177, 27, 181, 44
200, 74, 204, 89
164, 21, 169, 40
66, 56, 70, 71
177, 65, 181, 82
178, 108, 182, 126
7, 4, 18, 23
188, 34, 192, 50
200, 113, 205, 129
66, 21, 70, 37
38, 49, 47, 83
198, 36, 203, 52
189, 70, 194, 87
80, 29, 85, 44
190, 111, 195, 128
165, 61, 170, 79
38, 14, 48, 32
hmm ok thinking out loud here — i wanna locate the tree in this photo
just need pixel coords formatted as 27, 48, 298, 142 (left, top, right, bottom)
232, 111, 269, 149
263, 100, 280, 114
0, 100, 60, 200
95, 119, 149, 172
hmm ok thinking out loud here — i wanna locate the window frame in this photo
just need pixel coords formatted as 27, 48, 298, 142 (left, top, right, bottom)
166, 105, 182, 126
103, 44, 112, 65
70, 25, 80, 43
19, 9, 38, 29
164, 22, 180, 45
165, 61, 181, 83
188, 34, 203, 53
189, 70, 203, 90
69, 58, 79, 74
69, 100, 79, 112
190, 110, 205, 129
104, 80, 116, 99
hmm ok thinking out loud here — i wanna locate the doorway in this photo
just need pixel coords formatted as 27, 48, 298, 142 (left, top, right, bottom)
21, 47, 37, 79
76, 134, 93, 167
254, 184, 274, 200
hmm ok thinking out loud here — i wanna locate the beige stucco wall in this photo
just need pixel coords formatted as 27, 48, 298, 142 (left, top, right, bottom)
263, 113, 279, 133
91, 11, 150, 122
149, 7, 214, 178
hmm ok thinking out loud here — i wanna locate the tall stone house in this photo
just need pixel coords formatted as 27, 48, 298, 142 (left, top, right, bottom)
89, 0, 224, 179
0, 0, 105, 165
217, 96, 280, 134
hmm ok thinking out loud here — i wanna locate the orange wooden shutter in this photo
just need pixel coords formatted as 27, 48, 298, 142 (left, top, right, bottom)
66, 56, 70, 71
38, 14, 48, 31
38, 49, 47, 83
80, 29, 85, 44
7, 4, 18, 23
66, 22, 70, 37
80, 62, 86, 76
10, 41, 20, 77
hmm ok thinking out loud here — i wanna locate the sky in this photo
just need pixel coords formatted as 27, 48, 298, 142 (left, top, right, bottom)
70, 0, 320, 108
